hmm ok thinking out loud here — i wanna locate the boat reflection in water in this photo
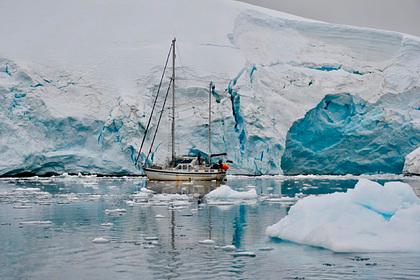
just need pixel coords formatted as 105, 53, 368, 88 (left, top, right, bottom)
144, 179, 222, 196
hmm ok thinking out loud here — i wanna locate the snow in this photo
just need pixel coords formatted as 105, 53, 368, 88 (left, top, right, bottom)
404, 147, 420, 175
266, 179, 420, 252
206, 185, 257, 200
0, 0, 419, 175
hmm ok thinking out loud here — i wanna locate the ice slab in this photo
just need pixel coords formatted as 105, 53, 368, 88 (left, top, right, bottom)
266, 179, 420, 252
206, 185, 257, 200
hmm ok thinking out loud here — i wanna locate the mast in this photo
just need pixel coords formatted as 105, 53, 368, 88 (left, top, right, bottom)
171, 38, 176, 166
208, 82, 213, 162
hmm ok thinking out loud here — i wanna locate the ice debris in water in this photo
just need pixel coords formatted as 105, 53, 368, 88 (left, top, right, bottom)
19, 220, 52, 225
104, 208, 127, 215
125, 189, 192, 207
266, 179, 420, 252
206, 185, 257, 200
221, 245, 236, 251
92, 237, 110, 244
259, 195, 299, 205
101, 222, 114, 227
144, 236, 159, 241
198, 239, 215, 245
155, 214, 165, 218
232, 251, 256, 257
13, 204, 32, 209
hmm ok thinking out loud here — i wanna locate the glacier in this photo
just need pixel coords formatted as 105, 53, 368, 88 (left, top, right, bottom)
281, 90, 420, 175
0, 0, 419, 175
266, 179, 420, 252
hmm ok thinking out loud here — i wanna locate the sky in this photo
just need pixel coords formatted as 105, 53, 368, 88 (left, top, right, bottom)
240, 0, 420, 37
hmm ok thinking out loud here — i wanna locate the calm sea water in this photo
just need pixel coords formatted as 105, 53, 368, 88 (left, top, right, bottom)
1, 175, 419, 280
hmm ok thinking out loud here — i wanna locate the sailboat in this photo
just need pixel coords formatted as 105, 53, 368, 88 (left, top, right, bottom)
135, 38, 229, 181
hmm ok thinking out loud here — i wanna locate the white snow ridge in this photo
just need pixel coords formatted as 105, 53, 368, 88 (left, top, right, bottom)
266, 179, 420, 252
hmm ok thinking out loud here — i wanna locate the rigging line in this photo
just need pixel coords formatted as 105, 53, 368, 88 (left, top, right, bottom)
145, 78, 173, 165
135, 42, 173, 165
175, 43, 190, 84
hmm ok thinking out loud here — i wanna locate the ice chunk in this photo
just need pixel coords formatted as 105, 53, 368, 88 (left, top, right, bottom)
258, 247, 274, 251
198, 239, 215, 245
19, 220, 52, 225
266, 179, 420, 252
155, 214, 165, 218
221, 245, 236, 251
101, 222, 114, 227
232, 251, 256, 257
13, 204, 32, 209
104, 208, 127, 215
206, 185, 257, 200
92, 237, 110, 244
144, 236, 159, 241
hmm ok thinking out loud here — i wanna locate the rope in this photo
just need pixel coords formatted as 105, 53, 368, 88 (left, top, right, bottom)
145, 78, 173, 165
135, 43, 173, 165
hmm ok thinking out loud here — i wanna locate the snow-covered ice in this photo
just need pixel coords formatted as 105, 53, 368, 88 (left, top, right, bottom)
19, 220, 52, 226
232, 251, 256, 257
221, 245, 236, 251
266, 179, 420, 252
198, 239, 216, 245
206, 185, 257, 200
92, 237, 110, 244
104, 208, 127, 215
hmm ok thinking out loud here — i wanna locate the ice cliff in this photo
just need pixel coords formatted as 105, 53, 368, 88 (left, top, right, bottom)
0, 0, 419, 175
282, 91, 420, 175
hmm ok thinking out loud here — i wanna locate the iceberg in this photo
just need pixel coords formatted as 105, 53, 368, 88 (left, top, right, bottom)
266, 179, 420, 252
0, 0, 419, 175
206, 185, 257, 200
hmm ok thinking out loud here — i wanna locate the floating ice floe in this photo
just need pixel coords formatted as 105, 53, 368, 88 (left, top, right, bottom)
258, 247, 274, 251
19, 220, 52, 225
206, 185, 257, 204
266, 179, 420, 252
104, 208, 127, 215
232, 251, 256, 257
198, 239, 215, 245
13, 204, 32, 209
155, 214, 165, 218
259, 195, 299, 204
101, 222, 114, 227
221, 245, 236, 251
144, 236, 159, 241
92, 237, 110, 244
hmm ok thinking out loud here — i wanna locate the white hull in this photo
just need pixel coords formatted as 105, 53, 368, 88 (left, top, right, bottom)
144, 167, 226, 181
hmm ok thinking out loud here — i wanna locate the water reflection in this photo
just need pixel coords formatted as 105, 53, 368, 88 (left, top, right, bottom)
145, 180, 220, 195
1, 176, 419, 280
